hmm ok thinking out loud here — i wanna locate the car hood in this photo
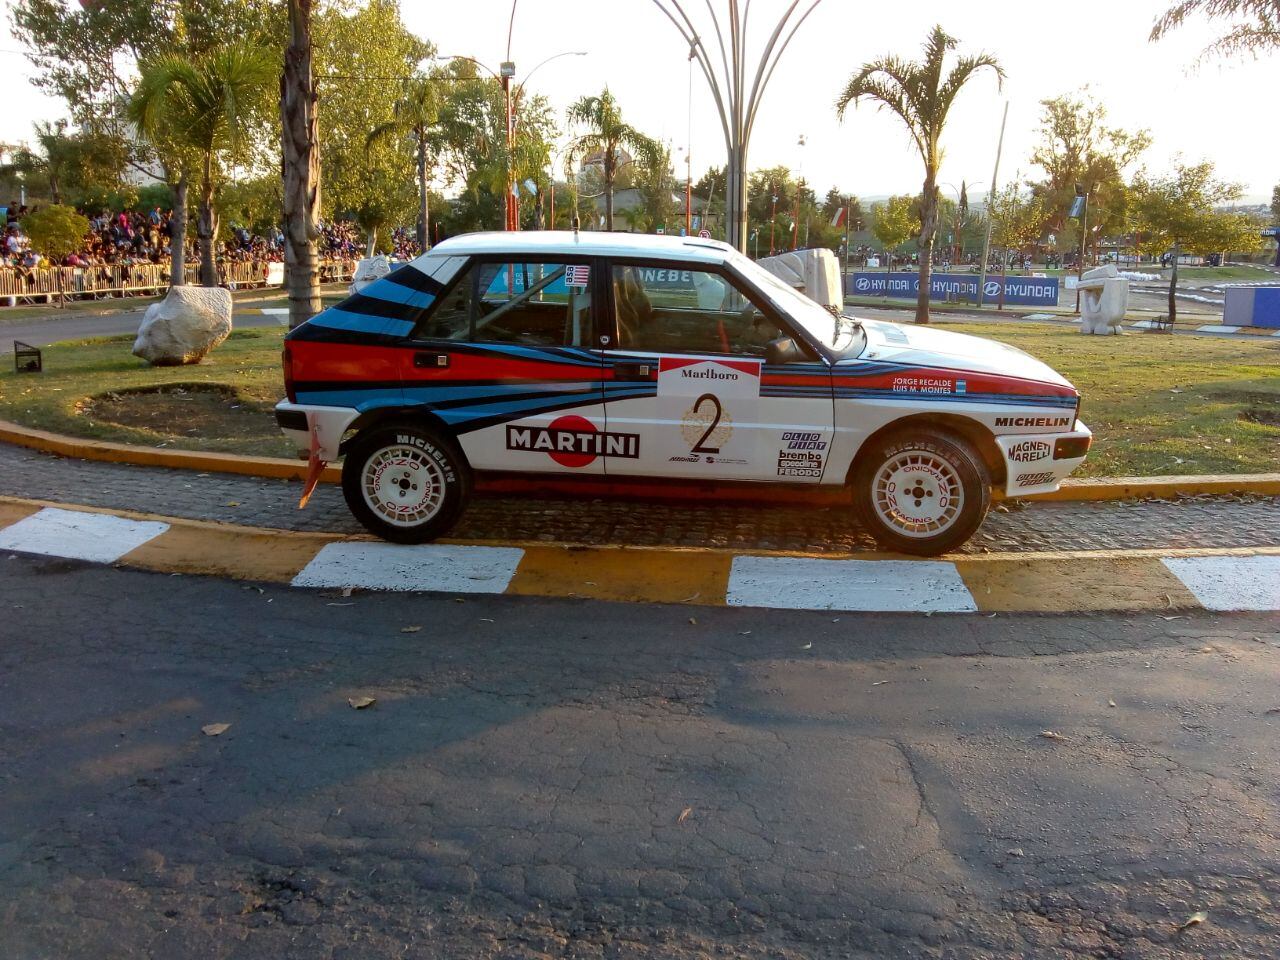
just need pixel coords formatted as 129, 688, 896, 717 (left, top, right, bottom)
845, 318, 1075, 391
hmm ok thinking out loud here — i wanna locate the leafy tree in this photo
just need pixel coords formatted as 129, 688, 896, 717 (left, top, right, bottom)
0, 120, 127, 206
987, 182, 1050, 307
635, 145, 677, 234
367, 70, 443, 251
1150, 0, 1280, 60
1130, 160, 1261, 323
871, 195, 918, 270
746, 167, 815, 254
1027, 92, 1149, 263
22, 203, 90, 305
836, 26, 1003, 323
314, 0, 431, 253
567, 89, 661, 231
130, 43, 276, 286
1271, 183, 1280, 221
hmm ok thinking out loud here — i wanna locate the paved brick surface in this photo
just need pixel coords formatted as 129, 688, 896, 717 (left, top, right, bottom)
2, 440, 1278, 553
2, 560, 1279, 958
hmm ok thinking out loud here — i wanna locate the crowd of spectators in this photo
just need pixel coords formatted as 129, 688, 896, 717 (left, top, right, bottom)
3, 201, 412, 281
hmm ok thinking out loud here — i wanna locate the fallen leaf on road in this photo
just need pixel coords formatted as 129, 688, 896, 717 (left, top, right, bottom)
677, 806, 693, 824
201, 723, 230, 737
341, 587, 354, 597
871, 680, 891, 686
801, 642, 812, 650
1039, 730, 1069, 741
401, 625, 422, 633
1006, 847, 1024, 857
1159, 615, 1186, 621
1177, 911, 1207, 931
224, 501, 240, 507
738, 631, 752, 636
688, 617, 697, 625
479, 618, 494, 622
1108, 700, 1117, 708
348, 696, 376, 709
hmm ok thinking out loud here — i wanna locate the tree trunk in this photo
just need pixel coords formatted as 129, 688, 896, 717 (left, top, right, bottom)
282, 0, 323, 329
416, 132, 429, 252
915, 170, 938, 324
170, 176, 188, 287
365, 228, 376, 257
604, 148, 615, 232
1168, 244, 1179, 326
196, 155, 218, 287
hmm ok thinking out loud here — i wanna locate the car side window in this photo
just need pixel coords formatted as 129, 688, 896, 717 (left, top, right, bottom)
611, 263, 784, 356
414, 259, 593, 347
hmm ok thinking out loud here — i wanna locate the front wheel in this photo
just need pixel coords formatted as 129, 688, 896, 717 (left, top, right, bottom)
852, 429, 991, 556
341, 424, 471, 543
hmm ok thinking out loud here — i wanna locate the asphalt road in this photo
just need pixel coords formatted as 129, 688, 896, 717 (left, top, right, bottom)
2, 557, 1277, 959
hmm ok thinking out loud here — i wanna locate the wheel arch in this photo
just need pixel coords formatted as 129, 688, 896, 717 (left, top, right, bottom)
339, 405, 459, 456
846, 413, 1005, 489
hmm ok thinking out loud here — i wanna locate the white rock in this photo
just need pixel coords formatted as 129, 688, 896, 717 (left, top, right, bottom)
132, 286, 233, 365
1078, 265, 1128, 335
756, 248, 843, 313
349, 256, 392, 295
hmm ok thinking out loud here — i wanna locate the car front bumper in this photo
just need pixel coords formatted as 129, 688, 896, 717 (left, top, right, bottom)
996, 420, 1092, 497
275, 401, 360, 461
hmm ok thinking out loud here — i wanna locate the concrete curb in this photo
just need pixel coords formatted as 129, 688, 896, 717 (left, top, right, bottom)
2, 495, 1279, 613
4, 417, 1279, 503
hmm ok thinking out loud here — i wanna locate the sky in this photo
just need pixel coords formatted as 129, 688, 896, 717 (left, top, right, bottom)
1, 0, 1275, 204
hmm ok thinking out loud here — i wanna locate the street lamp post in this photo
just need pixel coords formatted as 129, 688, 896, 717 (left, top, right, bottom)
649, 0, 825, 253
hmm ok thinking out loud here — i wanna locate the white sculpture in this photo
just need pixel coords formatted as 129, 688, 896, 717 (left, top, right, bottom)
132, 285, 233, 365
756, 248, 843, 313
349, 256, 392, 295
1078, 265, 1129, 335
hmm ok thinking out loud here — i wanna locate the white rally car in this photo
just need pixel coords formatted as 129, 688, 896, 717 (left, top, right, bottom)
277, 232, 1090, 555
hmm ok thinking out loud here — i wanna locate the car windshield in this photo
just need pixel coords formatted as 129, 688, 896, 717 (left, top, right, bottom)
727, 250, 865, 358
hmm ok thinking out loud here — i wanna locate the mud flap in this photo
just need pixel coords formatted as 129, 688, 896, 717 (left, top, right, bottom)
297, 416, 328, 509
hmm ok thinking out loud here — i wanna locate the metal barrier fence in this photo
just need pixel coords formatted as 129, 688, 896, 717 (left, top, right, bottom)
0, 259, 357, 305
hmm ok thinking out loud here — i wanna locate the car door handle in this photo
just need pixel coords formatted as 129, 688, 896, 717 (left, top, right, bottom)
413, 351, 450, 369
613, 362, 652, 381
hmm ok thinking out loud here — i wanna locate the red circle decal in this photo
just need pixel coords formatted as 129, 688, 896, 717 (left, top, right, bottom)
547, 414, 598, 468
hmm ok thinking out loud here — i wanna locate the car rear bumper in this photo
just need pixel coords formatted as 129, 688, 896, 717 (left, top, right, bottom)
996, 420, 1092, 497
275, 401, 360, 461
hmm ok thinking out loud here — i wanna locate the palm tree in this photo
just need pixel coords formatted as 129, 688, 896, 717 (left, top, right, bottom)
566, 89, 661, 232
366, 71, 441, 253
282, 0, 322, 327
131, 43, 275, 287
1150, 0, 1280, 59
836, 26, 1003, 323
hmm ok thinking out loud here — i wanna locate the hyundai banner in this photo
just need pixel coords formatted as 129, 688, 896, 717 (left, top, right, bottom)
848, 272, 1060, 307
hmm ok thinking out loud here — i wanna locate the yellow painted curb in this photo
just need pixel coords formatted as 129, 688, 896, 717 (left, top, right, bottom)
0, 495, 1277, 613
2, 413, 1279, 503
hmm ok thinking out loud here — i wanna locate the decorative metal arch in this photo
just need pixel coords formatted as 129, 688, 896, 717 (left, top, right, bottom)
648, 0, 824, 252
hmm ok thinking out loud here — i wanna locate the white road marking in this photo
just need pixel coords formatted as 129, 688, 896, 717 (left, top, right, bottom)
727, 556, 978, 612
1162, 556, 1280, 611
0, 507, 168, 563
1195, 325, 1242, 334
292, 541, 524, 593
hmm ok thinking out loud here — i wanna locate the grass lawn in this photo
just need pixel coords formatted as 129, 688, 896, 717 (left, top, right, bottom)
0, 322, 1276, 477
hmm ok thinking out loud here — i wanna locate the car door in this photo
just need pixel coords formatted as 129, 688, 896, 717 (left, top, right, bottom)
399, 255, 609, 475
598, 258, 834, 483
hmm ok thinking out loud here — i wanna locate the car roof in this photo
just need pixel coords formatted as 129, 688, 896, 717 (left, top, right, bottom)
414, 230, 736, 265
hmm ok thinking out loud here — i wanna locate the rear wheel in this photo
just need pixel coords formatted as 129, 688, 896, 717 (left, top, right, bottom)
852, 429, 991, 556
341, 424, 470, 543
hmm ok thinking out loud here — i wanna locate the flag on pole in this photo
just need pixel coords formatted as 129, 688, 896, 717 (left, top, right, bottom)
831, 206, 846, 228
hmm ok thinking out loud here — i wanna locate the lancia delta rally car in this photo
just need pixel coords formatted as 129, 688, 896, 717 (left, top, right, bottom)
277, 232, 1090, 555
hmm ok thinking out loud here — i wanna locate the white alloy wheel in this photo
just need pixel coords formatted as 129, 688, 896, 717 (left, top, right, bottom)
871, 449, 965, 539
361, 443, 447, 527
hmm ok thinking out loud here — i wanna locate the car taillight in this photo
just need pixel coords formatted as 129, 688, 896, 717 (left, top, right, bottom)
283, 347, 296, 404
1054, 435, 1090, 460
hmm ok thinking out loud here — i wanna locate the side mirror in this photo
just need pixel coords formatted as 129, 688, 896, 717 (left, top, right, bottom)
765, 335, 805, 365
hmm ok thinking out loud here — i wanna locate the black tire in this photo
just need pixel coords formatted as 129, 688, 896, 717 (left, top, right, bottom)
341, 423, 471, 544
852, 428, 992, 556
